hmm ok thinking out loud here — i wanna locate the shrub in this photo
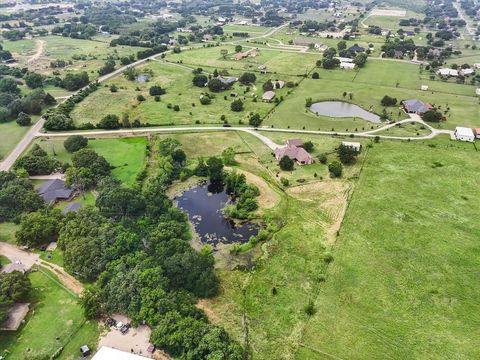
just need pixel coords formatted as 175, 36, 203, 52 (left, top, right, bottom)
44, 113, 75, 131
312, 72, 319, 79
173, 105, 180, 111
328, 160, 343, 177
230, 99, 244, 112
149, 85, 166, 96
137, 94, 146, 102
279, 156, 294, 171
280, 177, 289, 187
318, 153, 327, 164
109, 84, 118, 92
98, 114, 121, 129
338, 144, 358, 164
64, 135, 88, 153
16, 112, 31, 126
380, 95, 397, 106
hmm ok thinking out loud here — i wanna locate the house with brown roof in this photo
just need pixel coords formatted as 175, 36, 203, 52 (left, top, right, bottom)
274, 139, 313, 165
262, 91, 276, 102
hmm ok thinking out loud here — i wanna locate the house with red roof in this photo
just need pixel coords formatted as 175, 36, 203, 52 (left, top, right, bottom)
274, 140, 313, 165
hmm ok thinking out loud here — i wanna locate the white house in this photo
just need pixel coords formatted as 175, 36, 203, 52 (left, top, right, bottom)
454, 127, 475, 142
334, 56, 353, 63
476, 88, 480, 96
421, 85, 429, 91
91, 346, 150, 360
437, 68, 458, 76
340, 62, 356, 69
460, 68, 475, 76
341, 141, 362, 152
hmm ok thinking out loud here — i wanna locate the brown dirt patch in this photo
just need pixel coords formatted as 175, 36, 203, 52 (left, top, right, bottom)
226, 167, 280, 210
196, 299, 221, 324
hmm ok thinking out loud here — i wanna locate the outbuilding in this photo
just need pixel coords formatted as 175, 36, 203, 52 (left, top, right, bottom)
454, 127, 475, 142
341, 141, 361, 152
91, 347, 150, 360
262, 91, 276, 102
474, 128, 480, 139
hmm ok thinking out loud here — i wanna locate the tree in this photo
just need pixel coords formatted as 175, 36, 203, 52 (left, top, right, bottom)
303, 141, 314, 153
422, 109, 443, 122
149, 85, 166, 96
195, 157, 209, 177
72, 149, 111, 177
193, 74, 208, 87
354, 53, 368, 68
337, 40, 347, 51
0, 77, 20, 94
279, 155, 294, 171
64, 135, 88, 153
16, 112, 31, 126
230, 99, 244, 112
80, 286, 103, 319
16, 209, 62, 247
312, 72, 319, 79
24, 72, 44, 89
0, 271, 31, 303
381, 95, 397, 107
206, 157, 224, 182
98, 114, 120, 129
239, 72, 256, 85
96, 186, 146, 220
158, 138, 181, 157
328, 160, 343, 177
235, 45, 243, 53
338, 144, 358, 164
263, 80, 274, 91
65, 166, 96, 192
220, 49, 228, 59
44, 113, 75, 131
208, 78, 224, 92
222, 148, 236, 165
98, 59, 116, 76
249, 113, 262, 127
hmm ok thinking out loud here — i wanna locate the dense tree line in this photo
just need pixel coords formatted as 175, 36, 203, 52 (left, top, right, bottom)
0, 271, 32, 325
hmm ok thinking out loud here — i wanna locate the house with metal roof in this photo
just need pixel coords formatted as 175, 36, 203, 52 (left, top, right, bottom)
37, 179, 73, 204
401, 99, 432, 114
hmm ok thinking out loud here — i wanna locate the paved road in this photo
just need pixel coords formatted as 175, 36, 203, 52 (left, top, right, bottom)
36, 115, 452, 145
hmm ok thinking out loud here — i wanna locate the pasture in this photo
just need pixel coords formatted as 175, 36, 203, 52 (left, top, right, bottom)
0, 269, 99, 360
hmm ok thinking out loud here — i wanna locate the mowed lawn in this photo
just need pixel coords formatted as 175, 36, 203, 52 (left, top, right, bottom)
0, 118, 40, 161
33, 137, 147, 185
0, 269, 99, 360
297, 138, 480, 359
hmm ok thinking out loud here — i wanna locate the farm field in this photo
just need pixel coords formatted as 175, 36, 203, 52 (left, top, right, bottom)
299, 138, 480, 359
203, 137, 480, 359
0, 269, 99, 360
71, 61, 290, 126
33, 137, 148, 185
3, 35, 143, 78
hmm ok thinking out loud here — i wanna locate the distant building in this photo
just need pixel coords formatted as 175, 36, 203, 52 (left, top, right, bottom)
334, 56, 353, 63
202, 34, 213, 42
460, 68, 474, 76
475, 128, 480, 139
437, 68, 458, 77
62, 202, 81, 214
340, 62, 356, 69
0, 303, 30, 331
402, 99, 432, 114
36, 179, 73, 205
476, 88, 480, 96
273, 80, 285, 89
341, 141, 362, 152
348, 44, 365, 53
258, 65, 267, 74
454, 127, 475, 142
217, 76, 237, 86
262, 90, 276, 102
292, 39, 327, 51
91, 346, 150, 360
421, 85, 429, 91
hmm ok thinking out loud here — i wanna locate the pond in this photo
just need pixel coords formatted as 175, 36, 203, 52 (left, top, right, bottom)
175, 182, 259, 247
310, 101, 381, 123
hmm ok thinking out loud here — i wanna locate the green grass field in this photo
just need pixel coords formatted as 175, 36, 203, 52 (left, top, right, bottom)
299, 138, 480, 359
0, 269, 99, 360
0, 118, 40, 161
0, 222, 18, 244
33, 137, 148, 185
71, 61, 290, 126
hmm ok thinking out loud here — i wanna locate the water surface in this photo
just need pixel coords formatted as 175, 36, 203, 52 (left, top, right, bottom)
176, 182, 259, 247
310, 101, 381, 123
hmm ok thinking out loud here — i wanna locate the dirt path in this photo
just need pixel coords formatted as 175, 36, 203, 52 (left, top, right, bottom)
0, 242, 83, 295
27, 39, 45, 65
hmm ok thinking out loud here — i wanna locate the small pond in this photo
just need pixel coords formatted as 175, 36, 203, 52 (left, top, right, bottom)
135, 74, 149, 83
310, 101, 381, 123
175, 182, 259, 247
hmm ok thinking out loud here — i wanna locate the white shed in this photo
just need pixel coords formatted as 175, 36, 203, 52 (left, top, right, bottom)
421, 85, 429, 91
341, 141, 362, 152
454, 127, 475, 142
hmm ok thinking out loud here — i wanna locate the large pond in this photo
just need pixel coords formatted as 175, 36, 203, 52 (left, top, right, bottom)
175, 182, 259, 247
310, 101, 381, 123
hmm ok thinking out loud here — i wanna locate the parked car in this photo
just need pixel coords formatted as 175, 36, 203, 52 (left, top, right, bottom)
106, 318, 116, 327
121, 323, 130, 334
115, 321, 124, 330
